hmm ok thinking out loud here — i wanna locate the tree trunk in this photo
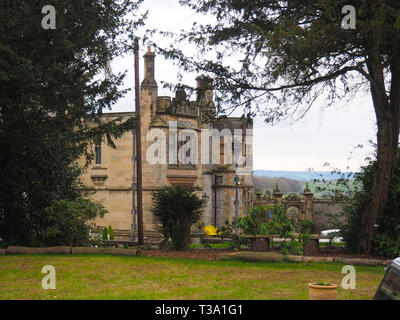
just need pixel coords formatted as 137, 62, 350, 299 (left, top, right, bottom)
360, 51, 400, 254
303, 239, 320, 256
360, 119, 398, 254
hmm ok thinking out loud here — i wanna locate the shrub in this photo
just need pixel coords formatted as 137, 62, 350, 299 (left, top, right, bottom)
280, 240, 303, 255
41, 197, 108, 246
102, 227, 108, 240
373, 231, 400, 258
151, 186, 205, 251
235, 206, 269, 236
107, 225, 115, 240
216, 220, 241, 249
300, 219, 315, 234
101, 226, 115, 240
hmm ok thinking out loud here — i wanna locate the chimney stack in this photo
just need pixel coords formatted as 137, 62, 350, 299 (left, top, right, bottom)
142, 46, 157, 86
141, 45, 158, 119
195, 75, 214, 105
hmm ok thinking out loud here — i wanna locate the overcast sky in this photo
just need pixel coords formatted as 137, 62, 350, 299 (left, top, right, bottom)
108, 0, 377, 173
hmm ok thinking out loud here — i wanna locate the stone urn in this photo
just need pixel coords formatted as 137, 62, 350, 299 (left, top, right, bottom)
308, 282, 338, 300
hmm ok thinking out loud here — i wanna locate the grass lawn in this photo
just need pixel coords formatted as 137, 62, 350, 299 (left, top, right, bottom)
189, 242, 232, 249
0, 254, 385, 300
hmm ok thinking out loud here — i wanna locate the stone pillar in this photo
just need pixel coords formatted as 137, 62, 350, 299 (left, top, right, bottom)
273, 183, 283, 205
303, 183, 314, 221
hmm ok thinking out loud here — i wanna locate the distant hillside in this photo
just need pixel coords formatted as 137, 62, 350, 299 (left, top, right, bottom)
253, 176, 303, 194
254, 170, 350, 181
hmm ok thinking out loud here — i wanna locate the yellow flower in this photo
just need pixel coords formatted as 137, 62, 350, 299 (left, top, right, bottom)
204, 225, 218, 237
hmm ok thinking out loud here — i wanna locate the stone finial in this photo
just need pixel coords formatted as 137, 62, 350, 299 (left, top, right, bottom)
175, 85, 187, 101
273, 182, 283, 205
304, 182, 313, 195
255, 188, 262, 199
273, 183, 283, 201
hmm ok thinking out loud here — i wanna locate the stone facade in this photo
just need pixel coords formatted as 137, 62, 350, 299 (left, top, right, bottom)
80, 47, 253, 241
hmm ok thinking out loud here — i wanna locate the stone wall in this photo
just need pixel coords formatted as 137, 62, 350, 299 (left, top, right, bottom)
253, 193, 348, 233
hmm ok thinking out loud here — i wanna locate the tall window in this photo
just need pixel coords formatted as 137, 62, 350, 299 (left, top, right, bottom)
95, 136, 101, 165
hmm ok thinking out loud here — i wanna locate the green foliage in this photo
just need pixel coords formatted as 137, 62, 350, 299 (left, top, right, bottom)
316, 280, 331, 286
102, 226, 115, 240
41, 197, 108, 246
102, 227, 109, 240
280, 240, 303, 256
236, 205, 308, 255
373, 232, 400, 258
235, 206, 269, 236
0, 0, 145, 245
107, 226, 115, 240
334, 148, 400, 257
151, 186, 206, 251
299, 219, 315, 234
263, 205, 297, 242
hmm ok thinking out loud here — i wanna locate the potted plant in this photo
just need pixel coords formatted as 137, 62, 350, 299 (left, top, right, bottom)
308, 280, 338, 300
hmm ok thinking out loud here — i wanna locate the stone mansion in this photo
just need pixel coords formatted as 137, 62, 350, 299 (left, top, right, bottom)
79, 47, 254, 241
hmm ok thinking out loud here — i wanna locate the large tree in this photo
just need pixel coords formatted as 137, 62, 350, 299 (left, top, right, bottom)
157, 0, 400, 254
0, 0, 145, 245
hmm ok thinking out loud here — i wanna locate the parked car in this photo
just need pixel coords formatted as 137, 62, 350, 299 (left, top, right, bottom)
373, 256, 400, 300
319, 229, 343, 243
